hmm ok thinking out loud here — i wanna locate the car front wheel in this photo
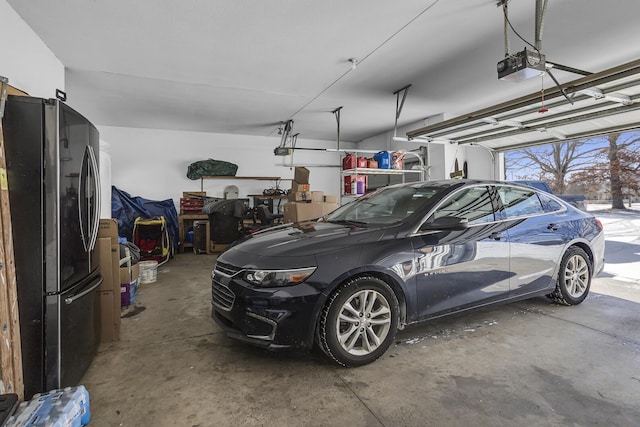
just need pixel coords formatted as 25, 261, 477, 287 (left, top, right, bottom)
548, 246, 592, 305
317, 276, 399, 367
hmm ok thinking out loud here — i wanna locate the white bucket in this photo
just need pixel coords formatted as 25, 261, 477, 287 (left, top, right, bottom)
139, 260, 158, 284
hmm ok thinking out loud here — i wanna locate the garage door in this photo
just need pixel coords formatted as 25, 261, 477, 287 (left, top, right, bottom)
406, 59, 640, 152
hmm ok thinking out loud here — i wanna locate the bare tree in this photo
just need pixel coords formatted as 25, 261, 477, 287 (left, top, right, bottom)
569, 132, 640, 208
505, 140, 601, 193
606, 132, 640, 208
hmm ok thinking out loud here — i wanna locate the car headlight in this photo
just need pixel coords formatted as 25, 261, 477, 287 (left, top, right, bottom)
244, 267, 317, 287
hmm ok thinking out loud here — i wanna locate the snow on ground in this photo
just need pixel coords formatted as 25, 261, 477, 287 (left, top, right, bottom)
587, 203, 640, 284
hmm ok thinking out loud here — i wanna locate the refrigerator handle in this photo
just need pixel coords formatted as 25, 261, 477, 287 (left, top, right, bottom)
87, 145, 101, 252
64, 276, 103, 305
78, 147, 89, 252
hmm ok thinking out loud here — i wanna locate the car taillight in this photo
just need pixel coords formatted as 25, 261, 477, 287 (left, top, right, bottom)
595, 219, 603, 231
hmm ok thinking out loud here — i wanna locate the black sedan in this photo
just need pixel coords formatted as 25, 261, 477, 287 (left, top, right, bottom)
211, 180, 605, 366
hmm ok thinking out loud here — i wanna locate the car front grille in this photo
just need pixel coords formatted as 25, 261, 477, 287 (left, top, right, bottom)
214, 261, 243, 277
212, 280, 235, 311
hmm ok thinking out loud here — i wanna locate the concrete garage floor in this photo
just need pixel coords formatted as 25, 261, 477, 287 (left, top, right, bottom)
81, 253, 640, 427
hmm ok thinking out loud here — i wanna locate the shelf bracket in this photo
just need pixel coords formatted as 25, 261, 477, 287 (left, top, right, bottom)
332, 106, 343, 151
393, 84, 412, 138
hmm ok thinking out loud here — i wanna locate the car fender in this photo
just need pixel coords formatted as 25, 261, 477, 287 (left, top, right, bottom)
303, 262, 415, 346
553, 237, 597, 281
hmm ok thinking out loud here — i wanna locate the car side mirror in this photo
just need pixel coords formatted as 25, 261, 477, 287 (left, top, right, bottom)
421, 216, 469, 231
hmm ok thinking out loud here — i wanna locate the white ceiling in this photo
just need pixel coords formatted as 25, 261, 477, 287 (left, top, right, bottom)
7, 0, 640, 143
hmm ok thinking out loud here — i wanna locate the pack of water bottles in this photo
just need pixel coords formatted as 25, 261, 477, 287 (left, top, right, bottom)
6, 385, 90, 427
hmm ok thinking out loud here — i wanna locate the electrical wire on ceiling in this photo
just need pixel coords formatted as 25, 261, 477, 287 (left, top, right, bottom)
500, 0, 581, 105
270, 0, 443, 136
501, 0, 546, 58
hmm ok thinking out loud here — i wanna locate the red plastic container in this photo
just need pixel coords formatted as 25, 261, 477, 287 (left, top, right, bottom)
357, 157, 368, 168
342, 154, 356, 170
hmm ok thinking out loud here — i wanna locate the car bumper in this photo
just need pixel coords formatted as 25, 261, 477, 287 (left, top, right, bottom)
210, 274, 323, 349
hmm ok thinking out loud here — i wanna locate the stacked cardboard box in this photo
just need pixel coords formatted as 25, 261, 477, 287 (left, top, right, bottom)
283, 167, 339, 223
97, 219, 122, 342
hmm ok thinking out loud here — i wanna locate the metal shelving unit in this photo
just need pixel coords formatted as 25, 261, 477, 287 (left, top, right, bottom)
338, 149, 425, 204
342, 167, 423, 176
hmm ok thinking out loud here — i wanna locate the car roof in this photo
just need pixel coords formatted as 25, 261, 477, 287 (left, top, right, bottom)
387, 179, 515, 190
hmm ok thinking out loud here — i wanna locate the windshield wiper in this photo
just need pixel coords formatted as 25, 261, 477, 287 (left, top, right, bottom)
329, 219, 368, 227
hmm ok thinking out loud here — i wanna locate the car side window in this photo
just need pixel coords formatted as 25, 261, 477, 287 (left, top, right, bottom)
537, 192, 564, 213
498, 186, 544, 218
430, 186, 495, 225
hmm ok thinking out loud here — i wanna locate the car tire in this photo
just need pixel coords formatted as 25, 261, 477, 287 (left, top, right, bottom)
317, 276, 399, 367
548, 246, 592, 306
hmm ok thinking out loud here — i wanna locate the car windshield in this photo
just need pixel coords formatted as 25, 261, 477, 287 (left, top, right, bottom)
325, 185, 443, 226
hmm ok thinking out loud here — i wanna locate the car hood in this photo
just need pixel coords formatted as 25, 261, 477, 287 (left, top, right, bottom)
224, 221, 392, 259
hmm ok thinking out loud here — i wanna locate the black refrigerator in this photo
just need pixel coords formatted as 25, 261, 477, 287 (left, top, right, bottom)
2, 96, 102, 399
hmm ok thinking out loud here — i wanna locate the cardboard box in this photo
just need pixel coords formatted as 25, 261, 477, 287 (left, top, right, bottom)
294, 167, 310, 184
291, 182, 310, 193
97, 291, 118, 343
322, 203, 339, 216
119, 262, 140, 286
97, 237, 119, 292
288, 191, 310, 202
97, 218, 120, 291
324, 195, 338, 204
96, 221, 121, 341
6, 84, 29, 97
283, 202, 324, 223
98, 218, 119, 241
310, 191, 325, 202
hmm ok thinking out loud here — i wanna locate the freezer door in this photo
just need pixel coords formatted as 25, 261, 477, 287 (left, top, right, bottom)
45, 274, 102, 392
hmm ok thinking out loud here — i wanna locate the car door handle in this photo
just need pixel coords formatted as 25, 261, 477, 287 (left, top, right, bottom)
547, 223, 559, 231
490, 232, 505, 241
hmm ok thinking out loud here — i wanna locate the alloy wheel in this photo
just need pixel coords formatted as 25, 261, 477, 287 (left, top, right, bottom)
563, 254, 589, 298
335, 289, 392, 356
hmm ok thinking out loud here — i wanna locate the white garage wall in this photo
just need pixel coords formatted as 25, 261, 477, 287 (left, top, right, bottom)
99, 125, 351, 212
0, 0, 64, 97
100, 120, 500, 219
354, 113, 502, 181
